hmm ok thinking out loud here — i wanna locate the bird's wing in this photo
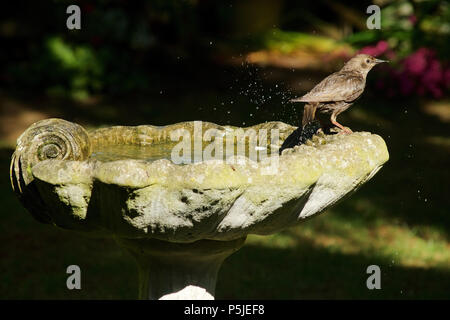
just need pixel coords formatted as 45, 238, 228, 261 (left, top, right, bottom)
292, 73, 365, 103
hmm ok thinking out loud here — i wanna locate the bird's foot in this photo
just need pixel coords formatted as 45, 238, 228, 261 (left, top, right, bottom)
331, 120, 353, 135
330, 126, 353, 134
338, 126, 353, 134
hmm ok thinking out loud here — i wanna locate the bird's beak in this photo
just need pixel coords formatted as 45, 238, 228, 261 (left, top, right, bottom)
374, 58, 388, 64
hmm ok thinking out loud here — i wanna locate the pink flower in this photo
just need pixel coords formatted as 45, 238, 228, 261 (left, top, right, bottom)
359, 40, 389, 57
421, 60, 444, 98
402, 48, 431, 75
408, 15, 418, 25
423, 60, 443, 82
376, 41, 389, 53
358, 45, 448, 98
359, 46, 378, 56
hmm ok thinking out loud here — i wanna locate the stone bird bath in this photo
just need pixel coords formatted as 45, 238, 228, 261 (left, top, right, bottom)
10, 118, 388, 299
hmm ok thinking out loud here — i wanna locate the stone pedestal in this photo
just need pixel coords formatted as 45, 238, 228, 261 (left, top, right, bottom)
117, 237, 245, 299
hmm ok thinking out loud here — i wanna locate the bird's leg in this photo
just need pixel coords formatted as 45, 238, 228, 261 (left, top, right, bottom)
330, 112, 352, 134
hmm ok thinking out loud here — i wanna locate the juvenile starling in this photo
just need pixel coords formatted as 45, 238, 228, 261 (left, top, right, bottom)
291, 54, 386, 133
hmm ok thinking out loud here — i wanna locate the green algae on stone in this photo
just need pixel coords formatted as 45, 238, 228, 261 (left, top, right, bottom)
16, 119, 389, 242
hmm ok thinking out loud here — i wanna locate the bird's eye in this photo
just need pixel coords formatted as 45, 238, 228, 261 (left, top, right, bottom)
366, 59, 370, 63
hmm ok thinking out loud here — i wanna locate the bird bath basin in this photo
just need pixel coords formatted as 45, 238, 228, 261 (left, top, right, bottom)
10, 118, 389, 299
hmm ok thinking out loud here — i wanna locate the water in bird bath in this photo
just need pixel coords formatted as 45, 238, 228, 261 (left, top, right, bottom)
89, 139, 279, 163
90, 142, 180, 162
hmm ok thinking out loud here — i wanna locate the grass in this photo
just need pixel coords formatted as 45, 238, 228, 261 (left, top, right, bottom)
0, 76, 449, 299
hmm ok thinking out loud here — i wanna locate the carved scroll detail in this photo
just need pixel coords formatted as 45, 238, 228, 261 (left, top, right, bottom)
10, 118, 91, 222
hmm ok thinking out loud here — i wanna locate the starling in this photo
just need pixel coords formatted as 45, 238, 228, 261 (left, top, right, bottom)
291, 54, 387, 133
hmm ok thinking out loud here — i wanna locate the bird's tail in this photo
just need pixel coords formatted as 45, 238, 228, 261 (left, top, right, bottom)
302, 103, 317, 127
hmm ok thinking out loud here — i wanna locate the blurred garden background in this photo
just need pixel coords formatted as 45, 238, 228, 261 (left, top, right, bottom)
1, 0, 449, 299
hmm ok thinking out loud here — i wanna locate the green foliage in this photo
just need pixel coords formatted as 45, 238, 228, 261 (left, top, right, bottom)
2, 0, 448, 100
45, 37, 103, 100
2, 1, 200, 100
345, 0, 450, 59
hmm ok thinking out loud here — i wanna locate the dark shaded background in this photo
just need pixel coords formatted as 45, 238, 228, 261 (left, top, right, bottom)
1, 0, 449, 299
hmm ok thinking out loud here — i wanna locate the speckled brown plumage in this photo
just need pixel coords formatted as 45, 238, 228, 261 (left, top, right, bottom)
291, 54, 386, 133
